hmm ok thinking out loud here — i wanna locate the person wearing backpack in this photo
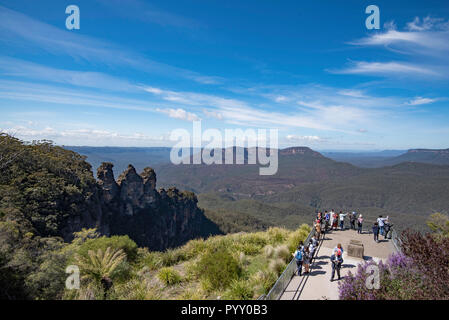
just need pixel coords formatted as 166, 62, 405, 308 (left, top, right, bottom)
293, 244, 304, 276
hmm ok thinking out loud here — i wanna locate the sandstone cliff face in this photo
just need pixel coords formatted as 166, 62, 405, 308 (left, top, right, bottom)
96, 162, 218, 250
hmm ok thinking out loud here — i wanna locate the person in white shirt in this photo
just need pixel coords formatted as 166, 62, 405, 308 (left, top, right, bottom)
377, 215, 389, 236
339, 211, 348, 230
329, 211, 335, 229
357, 214, 364, 234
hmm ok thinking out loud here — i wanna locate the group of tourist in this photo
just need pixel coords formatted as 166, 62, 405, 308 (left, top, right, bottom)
315, 209, 364, 234
292, 234, 319, 276
315, 210, 394, 242
292, 210, 395, 281
293, 240, 344, 282
372, 215, 393, 243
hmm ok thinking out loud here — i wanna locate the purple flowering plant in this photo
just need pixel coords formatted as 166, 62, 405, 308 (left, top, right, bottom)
339, 228, 449, 300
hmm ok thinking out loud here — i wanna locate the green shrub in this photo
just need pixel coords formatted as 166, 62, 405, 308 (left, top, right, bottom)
178, 288, 205, 300
287, 224, 311, 252
238, 252, 249, 266
223, 279, 254, 300
76, 235, 138, 262
250, 270, 278, 295
194, 247, 241, 291
182, 238, 207, 259
157, 267, 182, 286
160, 248, 187, 266
135, 248, 163, 270
263, 245, 275, 259
274, 245, 291, 263
111, 277, 161, 300
266, 227, 288, 244
235, 241, 262, 255
269, 258, 286, 276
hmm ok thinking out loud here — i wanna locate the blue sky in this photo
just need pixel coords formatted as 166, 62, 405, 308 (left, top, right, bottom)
0, 0, 448, 150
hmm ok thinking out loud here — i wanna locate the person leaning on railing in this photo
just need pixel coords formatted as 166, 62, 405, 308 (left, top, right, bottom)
384, 223, 393, 239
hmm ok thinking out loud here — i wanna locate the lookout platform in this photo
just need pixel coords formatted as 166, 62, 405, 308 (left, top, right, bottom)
279, 227, 397, 300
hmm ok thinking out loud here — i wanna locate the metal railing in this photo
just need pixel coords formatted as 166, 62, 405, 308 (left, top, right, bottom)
262, 220, 317, 300
391, 228, 402, 253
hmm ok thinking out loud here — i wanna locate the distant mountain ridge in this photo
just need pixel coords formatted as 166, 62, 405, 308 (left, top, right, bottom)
152, 146, 449, 231
324, 148, 449, 167
68, 146, 449, 172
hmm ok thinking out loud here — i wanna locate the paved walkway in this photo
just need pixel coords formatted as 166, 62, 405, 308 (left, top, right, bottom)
280, 227, 396, 300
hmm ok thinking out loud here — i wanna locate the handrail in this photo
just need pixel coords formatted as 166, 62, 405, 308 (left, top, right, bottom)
262, 220, 316, 300
391, 228, 402, 253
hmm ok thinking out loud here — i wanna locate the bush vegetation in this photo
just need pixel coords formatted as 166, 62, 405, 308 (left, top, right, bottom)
339, 213, 449, 300
157, 267, 182, 286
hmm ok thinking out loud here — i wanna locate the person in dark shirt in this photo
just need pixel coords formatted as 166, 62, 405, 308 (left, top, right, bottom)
372, 222, 379, 243
350, 212, 356, 230
384, 223, 392, 239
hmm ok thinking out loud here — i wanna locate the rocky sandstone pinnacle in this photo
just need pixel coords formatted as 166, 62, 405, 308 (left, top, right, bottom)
94, 162, 216, 250
97, 162, 119, 203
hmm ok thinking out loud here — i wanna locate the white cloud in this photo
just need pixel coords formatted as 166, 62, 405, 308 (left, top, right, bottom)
338, 16, 449, 79
275, 95, 288, 103
332, 61, 439, 77
286, 135, 323, 142
203, 109, 223, 120
351, 17, 449, 55
155, 108, 200, 121
406, 97, 438, 105
143, 86, 247, 109
144, 83, 412, 133
0, 125, 171, 146
406, 16, 448, 32
337, 89, 366, 98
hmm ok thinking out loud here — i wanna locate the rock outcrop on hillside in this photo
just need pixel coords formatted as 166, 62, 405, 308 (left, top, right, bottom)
97, 163, 219, 250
